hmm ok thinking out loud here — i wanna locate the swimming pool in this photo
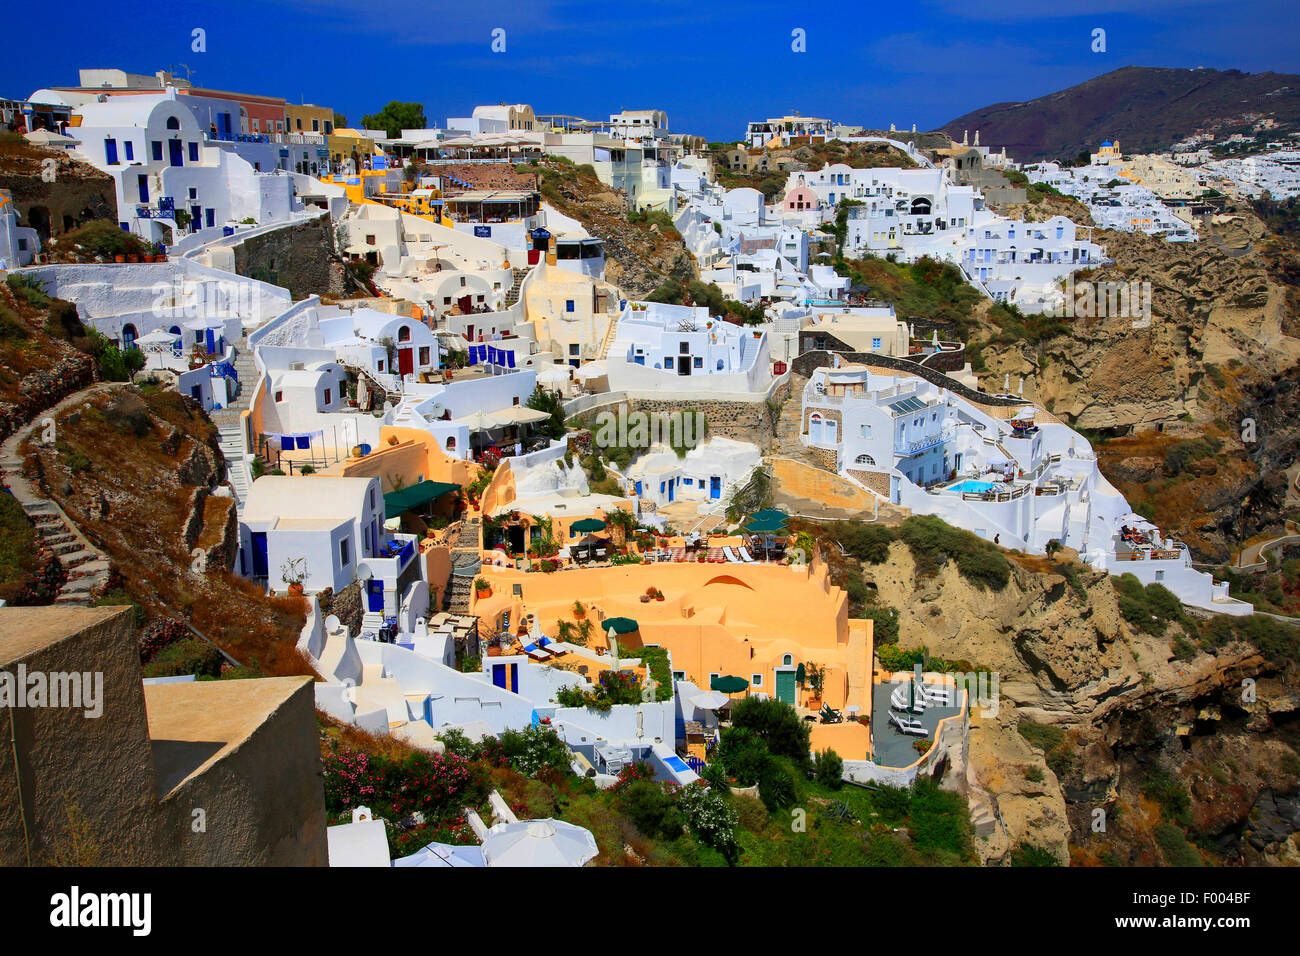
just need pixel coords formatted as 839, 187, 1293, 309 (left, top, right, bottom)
950, 480, 995, 494
663, 755, 690, 773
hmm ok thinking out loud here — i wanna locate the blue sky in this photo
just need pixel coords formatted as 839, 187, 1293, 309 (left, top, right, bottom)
5, 0, 1299, 139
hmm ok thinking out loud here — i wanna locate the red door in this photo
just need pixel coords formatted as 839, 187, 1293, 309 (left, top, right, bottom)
458, 295, 473, 314
398, 348, 414, 377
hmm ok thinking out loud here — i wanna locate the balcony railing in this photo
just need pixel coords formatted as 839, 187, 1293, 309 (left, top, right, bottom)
894, 430, 948, 456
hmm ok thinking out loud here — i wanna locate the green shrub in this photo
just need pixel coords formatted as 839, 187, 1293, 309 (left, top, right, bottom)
835, 521, 895, 563
729, 696, 811, 770
717, 726, 770, 786
1154, 823, 1202, 866
896, 515, 1009, 590
1142, 767, 1192, 827
1009, 841, 1061, 866
758, 759, 798, 811
814, 748, 844, 789
141, 637, 223, 678
619, 779, 687, 840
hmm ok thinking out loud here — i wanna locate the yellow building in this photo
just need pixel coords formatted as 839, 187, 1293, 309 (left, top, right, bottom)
286, 103, 336, 137
471, 556, 874, 716
328, 127, 379, 171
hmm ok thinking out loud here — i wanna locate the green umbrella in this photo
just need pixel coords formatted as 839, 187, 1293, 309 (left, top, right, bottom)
571, 517, 607, 533
601, 616, 640, 635
743, 508, 789, 535
710, 675, 749, 694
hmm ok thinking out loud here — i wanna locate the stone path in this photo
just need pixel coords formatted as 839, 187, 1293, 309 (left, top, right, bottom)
0, 383, 123, 605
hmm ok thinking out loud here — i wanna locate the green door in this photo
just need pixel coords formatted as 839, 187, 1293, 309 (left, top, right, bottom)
775, 670, 796, 705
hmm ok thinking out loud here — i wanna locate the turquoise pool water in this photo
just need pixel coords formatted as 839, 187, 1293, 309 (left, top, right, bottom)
950, 480, 996, 494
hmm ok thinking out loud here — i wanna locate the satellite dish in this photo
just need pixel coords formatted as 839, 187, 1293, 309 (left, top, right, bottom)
356, 563, 375, 580
426, 402, 446, 419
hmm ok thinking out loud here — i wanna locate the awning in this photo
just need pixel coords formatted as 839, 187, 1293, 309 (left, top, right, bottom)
384, 480, 460, 519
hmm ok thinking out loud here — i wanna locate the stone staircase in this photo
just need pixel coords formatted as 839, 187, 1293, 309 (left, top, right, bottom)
771, 373, 821, 467
26, 500, 111, 606
504, 267, 530, 308
596, 311, 621, 361
210, 336, 257, 511
0, 383, 120, 607
445, 517, 483, 613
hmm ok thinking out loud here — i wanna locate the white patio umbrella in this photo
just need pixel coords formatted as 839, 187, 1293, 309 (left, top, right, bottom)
393, 842, 486, 868
574, 361, 608, 381
536, 366, 571, 387
481, 819, 598, 867
691, 690, 729, 712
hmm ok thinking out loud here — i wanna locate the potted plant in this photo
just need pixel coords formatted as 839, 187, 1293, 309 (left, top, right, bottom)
280, 557, 306, 595
474, 576, 491, 599
806, 663, 826, 710
572, 600, 587, 620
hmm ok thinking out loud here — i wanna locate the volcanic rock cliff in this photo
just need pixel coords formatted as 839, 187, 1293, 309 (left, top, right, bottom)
860, 541, 1300, 866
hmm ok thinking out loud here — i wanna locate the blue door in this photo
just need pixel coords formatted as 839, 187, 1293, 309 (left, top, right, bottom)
204, 328, 216, 354
667, 480, 674, 503
634, 481, 642, 497
710, 476, 722, 499
250, 532, 268, 577
137, 175, 149, 203
169, 139, 184, 167
217, 112, 232, 139
492, 664, 508, 689
104, 139, 117, 165
190, 205, 202, 233
366, 579, 384, 612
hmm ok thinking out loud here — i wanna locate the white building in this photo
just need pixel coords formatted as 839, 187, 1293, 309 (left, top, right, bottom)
64, 89, 300, 244
799, 364, 1251, 615
0, 189, 40, 269
238, 474, 417, 605
625, 437, 762, 509
605, 302, 772, 395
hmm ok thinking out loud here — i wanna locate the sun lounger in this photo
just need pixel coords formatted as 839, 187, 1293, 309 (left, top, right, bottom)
890, 682, 927, 713
888, 711, 929, 737
738, 547, 756, 563
921, 685, 954, 706
722, 547, 740, 563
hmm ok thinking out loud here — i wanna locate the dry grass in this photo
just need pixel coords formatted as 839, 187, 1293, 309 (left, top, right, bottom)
27, 388, 312, 676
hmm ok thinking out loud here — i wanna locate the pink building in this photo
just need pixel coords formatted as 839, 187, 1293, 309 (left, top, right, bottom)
784, 185, 820, 212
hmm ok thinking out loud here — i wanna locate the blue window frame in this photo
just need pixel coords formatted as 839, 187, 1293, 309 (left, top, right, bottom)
872, 337, 882, 349
565, 299, 575, 312
188, 142, 199, 162
151, 141, 163, 161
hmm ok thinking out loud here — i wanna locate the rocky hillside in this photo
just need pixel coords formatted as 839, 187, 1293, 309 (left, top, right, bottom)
944, 66, 1300, 162
533, 159, 696, 297
809, 519, 1300, 866
0, 132, 116, 242
19, 387, 311, 676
